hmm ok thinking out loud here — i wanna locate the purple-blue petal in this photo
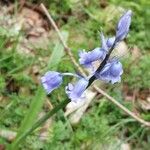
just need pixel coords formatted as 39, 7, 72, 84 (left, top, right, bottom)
95, 59, 123, 84
66, 78, 89, 102
116, 10, 132, 41
79, 47, 106, 68
110, 61, 123, 77
106, 37, 116, 48
41, 71, 63, 94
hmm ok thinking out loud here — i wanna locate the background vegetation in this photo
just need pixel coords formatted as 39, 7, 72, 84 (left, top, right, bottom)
0, 0, 150, 149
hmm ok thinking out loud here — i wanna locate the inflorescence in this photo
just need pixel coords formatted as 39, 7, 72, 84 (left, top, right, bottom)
41, 10, 132, 103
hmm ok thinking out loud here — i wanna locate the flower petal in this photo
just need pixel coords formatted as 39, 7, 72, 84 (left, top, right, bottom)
116, 10, 132, 41
66, 78, 89, 102
106, 37, 116, 48
41, 71, 63, 94
95, 59, 123, 84
79, 47, 106, 68
110, 61, 123, 77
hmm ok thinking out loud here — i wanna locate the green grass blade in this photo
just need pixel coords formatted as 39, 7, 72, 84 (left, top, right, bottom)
10, 30, 69, 150
11, 86, 46, 150
47, 31, 69, 70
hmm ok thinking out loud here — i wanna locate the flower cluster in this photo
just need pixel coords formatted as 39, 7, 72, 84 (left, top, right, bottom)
41, 10, 132, 102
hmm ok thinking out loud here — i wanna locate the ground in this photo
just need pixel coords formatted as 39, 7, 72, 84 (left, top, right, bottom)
0, 0, 150, 150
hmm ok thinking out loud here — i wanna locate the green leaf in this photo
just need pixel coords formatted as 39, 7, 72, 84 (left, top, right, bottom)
10, 30, 69, 150
47, 31, 69, 70
11, 86, 46, 150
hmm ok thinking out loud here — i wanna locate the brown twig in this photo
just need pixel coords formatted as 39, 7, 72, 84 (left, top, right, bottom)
94, 86, 150, 127
40, 3, 86, 77
40, 3, 150, 127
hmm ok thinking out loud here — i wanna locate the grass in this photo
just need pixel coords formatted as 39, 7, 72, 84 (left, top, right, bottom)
0, 0, 150, 149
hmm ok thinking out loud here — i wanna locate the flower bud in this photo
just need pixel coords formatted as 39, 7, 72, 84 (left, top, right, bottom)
116, 10, 132, 42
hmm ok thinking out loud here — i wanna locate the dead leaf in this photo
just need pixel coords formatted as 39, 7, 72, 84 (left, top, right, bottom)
138, 97, 150, 111
131, 45, 141, 60
120, 143, 131, 150
0, 144, 5, 150
113, 41, 129, 58
38, 112, 53, 141
0, 129, 16, 142
65, 90, 96, 125
65, 99, 86, 117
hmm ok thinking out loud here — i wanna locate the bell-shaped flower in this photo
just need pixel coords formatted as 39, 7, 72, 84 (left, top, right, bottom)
95, 59, 123, 84
65, 78, 89, 102
41, 71, 63, 94
116, 10, 132, 42
79, 47, 106, 68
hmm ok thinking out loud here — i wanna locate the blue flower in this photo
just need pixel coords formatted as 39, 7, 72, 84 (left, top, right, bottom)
79, 47, 106, 68
78, 32, 117, 68
65, 78, 89, 102
116, 10, 132, 42
95, 59, 123, 84
41, 71, 63, 94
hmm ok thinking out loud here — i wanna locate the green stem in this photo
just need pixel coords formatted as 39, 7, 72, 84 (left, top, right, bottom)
10, 37, 116, 150
10, 98, 69, 149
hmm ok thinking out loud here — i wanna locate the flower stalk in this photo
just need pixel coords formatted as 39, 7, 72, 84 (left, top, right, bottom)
11, 39, 116, 150
11, 5, 147, 150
